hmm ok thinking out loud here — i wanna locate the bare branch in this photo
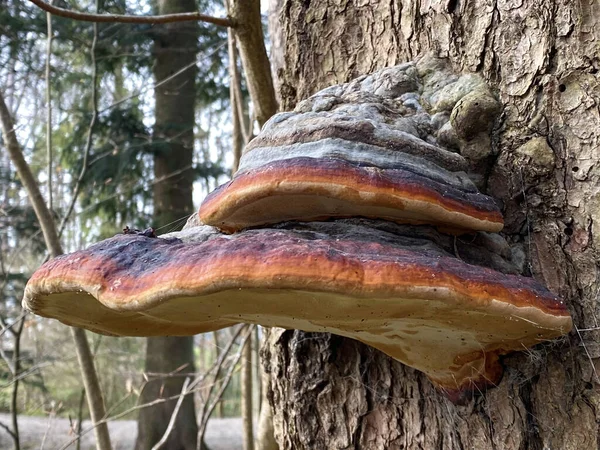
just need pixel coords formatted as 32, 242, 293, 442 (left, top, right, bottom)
0, 361, 54, 389
57, 379, 226, 450
229, 0, 277, 127
228, 29, 244, 174
40, 410, 56, 450
0, 313, 26, 377
0, 420, 16, 439
151, 377, 191, 450
199, 325, 254, 445
46, 10, 53, 212
0, 311, 26, 339
0, 89, 62, 258
575, 325, 600, 384
194, 325, 244, 426
100, 41, 227, 115
27, 0, 234, 27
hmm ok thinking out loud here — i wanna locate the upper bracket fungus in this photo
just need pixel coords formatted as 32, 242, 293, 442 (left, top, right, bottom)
200, 57, 503, 233
23, 57, 572, 403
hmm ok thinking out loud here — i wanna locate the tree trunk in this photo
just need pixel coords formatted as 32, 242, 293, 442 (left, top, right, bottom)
255, 366, 278, 450
265, 1, 599, 449
135, 0, 198, 448
229, 0, 278, 127
228, 29, 244, 174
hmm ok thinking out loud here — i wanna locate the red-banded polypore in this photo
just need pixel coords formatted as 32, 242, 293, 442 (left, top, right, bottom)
200, 58, 504, 233
23, 58, 573, 402
23, 220, 572, 403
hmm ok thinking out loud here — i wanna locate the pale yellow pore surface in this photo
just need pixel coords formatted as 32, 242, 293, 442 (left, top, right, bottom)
29, 287, 571, 391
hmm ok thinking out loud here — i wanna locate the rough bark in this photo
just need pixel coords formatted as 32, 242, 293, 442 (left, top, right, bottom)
265, 1, 600, 449
135, 0, 199, 448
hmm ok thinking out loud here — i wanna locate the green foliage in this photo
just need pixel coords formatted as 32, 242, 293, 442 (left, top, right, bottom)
58, 106, 153, 233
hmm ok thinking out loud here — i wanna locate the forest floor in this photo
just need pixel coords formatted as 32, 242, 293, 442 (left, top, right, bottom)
0, 413, 243, 449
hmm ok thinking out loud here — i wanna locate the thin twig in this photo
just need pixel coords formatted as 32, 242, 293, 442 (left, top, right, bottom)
194, 326, 245, 450
31, 160, 209, 267
575, 325, 600, 384
56, 342, 243, 450
27, 0, 234, 27
57, 17, 99, 238
9, 310, 25, 450
0, 421, 16, 439
53, 43, 225, 236
0, 88, 62, 257
56, 380, 222, 450
150, 377, 191, 450
0, 314, 26, 376
0, 361, 55, 388
45, 8, 53, 212
194, 326, 243, 412
75, 390, 85, 450
74, 163, 196, 218
198, 325, 254, 445
0, 311, 26, 339
39, 410, 55, 450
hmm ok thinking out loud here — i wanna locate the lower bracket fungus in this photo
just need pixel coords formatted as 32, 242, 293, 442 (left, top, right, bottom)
23, 220, 572, 403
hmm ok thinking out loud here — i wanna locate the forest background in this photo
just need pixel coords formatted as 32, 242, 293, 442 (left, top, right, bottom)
4, 0, 599, 449
0, 0, 265, 449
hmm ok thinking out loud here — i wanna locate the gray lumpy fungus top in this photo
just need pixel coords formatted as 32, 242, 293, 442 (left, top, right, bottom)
242, 55, 501, 177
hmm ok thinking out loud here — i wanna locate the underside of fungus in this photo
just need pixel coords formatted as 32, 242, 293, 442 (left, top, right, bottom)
23, 220, 572, 402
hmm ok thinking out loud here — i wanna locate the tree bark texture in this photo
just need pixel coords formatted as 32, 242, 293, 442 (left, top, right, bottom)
265, 1, 600, 449
135, 0, 198, 448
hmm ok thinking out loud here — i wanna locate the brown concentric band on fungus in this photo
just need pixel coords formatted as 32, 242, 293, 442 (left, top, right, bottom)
200, 157, 504, 233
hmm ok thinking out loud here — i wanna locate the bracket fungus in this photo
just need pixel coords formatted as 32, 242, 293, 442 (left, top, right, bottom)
23, 58, 572, 402
200, 59, 504, 234
24, 220, 571, 403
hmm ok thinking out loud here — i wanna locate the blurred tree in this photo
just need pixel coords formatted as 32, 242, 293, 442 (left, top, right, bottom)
0, 1, 228, 447
135, 0, 201, 448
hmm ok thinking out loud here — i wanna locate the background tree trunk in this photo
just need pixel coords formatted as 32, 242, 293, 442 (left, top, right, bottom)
265, 1, 600, 448
135, 0, 199, 448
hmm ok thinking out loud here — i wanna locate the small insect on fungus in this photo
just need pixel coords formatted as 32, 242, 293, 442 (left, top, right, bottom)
122, 226, 157, 238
